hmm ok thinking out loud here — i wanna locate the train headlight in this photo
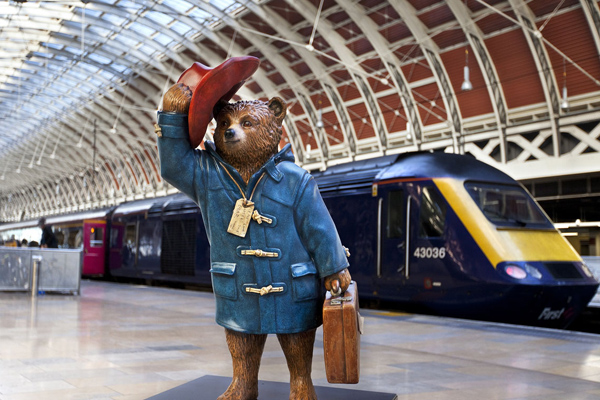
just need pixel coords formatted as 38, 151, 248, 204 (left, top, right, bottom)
581, 263, 594, 278
524, 264, 542, 279
505, 264, 527, 279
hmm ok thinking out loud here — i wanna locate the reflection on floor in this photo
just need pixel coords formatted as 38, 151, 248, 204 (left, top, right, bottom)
0, 280, 600, 399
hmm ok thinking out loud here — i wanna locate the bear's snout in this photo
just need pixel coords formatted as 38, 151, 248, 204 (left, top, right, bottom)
224, 128, 236, 140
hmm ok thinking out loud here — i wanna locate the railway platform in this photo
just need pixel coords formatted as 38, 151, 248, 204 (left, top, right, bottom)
1, 280, 600, 400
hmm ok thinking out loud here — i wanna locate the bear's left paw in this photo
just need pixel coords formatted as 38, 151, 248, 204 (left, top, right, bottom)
324, 268, 351, 295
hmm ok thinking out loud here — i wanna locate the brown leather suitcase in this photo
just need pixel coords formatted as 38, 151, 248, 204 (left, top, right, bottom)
322, 281, 362, 384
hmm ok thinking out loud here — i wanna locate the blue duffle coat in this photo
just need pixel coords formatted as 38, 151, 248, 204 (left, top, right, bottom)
157, 112, 349, 334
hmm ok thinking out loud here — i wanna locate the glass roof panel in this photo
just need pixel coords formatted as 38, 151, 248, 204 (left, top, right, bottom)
145, 10, 173, 25
114, 35, 139, 48
116, 0, 144, 12
153, 33, 172, 46
101, 13, 127, 26
211, 0, 238, 9
78, 7, 103, 19
24, 60, 43, 68
70, 69, 89, 81
163, 0, 194, 15
54, 31, 75, 40
88, 76, 103, 87
111, 63, 129, 73
45, 43, 64, 50
80, 63, 99, 74
64, 46, 83, 56
88, 25, 113, 38
99, 69, 116, 80
169, 21, 192, 35
129, 21, 155, 37
137, 44, 156, 57
31, 51, 52, 59
188, 7, 213, 21
88, 53, 112, 65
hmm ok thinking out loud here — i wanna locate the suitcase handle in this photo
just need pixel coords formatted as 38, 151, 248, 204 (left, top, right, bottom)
329, 280, 342, 297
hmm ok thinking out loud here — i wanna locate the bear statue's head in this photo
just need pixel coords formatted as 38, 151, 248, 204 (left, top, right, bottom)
213, 97, 287, 183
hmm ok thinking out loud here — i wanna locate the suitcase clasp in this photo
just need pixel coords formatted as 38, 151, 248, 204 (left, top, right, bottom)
331, 296, 353, 305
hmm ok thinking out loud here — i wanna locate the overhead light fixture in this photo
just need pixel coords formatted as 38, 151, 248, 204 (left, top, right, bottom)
316, 108, 324, 129
461, 48, 473, 91
561, 86, 569, 110
561, 59, 569, 110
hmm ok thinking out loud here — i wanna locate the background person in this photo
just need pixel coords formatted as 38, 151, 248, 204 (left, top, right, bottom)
39, 218, 58, 249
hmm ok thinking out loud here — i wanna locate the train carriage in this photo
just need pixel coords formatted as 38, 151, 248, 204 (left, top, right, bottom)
107, 194, 211, 286
0, 209, 113, 276
314, 151, 598, 328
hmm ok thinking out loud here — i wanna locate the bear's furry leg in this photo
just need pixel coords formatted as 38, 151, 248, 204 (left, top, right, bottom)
277, 329, 318, 400
218, 328, 267, 400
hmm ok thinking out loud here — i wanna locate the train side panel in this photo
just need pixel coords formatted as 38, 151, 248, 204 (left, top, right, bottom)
108, 195, 212, 286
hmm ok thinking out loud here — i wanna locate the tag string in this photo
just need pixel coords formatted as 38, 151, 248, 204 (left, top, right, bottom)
219, 162, 266, 206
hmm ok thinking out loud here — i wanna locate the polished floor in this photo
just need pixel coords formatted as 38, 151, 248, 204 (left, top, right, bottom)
1, 281, 600, 400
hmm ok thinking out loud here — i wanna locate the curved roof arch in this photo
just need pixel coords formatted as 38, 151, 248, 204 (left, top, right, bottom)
1, 0, 600, 221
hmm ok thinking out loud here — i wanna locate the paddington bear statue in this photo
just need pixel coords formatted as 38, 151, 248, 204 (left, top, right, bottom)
155, 56, 351, 400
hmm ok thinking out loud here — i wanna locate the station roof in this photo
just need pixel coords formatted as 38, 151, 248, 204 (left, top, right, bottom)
1, 0, 600, 220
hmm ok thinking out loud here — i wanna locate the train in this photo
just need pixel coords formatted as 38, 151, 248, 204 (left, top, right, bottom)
1, 151, 597, 328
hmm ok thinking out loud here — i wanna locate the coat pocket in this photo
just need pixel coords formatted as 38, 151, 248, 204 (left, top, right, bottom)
210, 262, 238, 300
291, 261, 319, 302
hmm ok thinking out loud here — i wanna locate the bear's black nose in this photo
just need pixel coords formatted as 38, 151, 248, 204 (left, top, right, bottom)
224, 129, 235, 140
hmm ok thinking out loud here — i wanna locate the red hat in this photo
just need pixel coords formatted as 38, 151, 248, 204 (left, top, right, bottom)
177, 56, 260, 148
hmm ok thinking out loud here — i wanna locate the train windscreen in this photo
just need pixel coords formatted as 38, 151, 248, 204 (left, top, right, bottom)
465, 182, 553, 229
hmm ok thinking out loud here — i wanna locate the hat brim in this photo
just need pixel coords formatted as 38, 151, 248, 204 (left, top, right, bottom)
177, 56, 260, 148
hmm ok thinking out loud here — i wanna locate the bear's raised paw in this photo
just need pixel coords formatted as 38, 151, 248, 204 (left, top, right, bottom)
162, 83, 192, 114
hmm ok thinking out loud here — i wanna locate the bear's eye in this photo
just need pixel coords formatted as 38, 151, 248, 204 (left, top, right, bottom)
219, 121, 228, 128
242, 120, 252, 128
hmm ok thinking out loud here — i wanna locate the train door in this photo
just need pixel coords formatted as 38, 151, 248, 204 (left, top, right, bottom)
376, 187, 414, 299
122, 222, 138, 270
377, 183, 449, 301
410, 184, 449, 294
83, 220, 107, 275
109, 223, 124, 271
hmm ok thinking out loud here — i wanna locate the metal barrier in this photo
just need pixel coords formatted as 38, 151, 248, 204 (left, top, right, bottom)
0, 247, 83, 295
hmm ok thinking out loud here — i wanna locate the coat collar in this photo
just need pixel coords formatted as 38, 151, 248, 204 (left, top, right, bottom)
204, 142, 295, 185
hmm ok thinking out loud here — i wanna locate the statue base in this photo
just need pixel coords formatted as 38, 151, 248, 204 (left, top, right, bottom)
146, 375, 398, 400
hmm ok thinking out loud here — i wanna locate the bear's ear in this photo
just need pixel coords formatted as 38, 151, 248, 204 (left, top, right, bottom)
268, 97, 287, 125
213, 99, 229, 120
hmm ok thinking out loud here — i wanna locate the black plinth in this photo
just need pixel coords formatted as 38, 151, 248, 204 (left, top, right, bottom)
146, 375, 398, 400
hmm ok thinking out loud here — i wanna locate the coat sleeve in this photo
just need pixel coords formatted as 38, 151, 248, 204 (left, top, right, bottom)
156, 111, 202, 201
294, 174, 349, 278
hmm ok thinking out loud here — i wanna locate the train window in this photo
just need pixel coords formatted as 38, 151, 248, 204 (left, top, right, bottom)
419, 186, 446, 238
465, 183, 553, 228
387, 190, 404, 238
125, 224, 137, 247
68, 230, 81, 248
90, 227, 104, 247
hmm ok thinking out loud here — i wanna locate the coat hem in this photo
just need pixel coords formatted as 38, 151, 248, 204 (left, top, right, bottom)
216, 319, 322, 335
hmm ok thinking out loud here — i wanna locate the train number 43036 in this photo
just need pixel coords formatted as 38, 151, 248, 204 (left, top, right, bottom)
413, 247, 446, 259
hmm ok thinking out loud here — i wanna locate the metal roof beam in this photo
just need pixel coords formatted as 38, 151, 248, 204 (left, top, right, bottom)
389, 0, 464, 152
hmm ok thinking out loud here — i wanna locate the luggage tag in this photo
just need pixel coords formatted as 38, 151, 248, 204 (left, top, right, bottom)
227, 199, 254, 238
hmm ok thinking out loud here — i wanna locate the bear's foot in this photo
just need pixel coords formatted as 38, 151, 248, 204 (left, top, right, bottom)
216, 377, 258, 400
289, 377, 317, 400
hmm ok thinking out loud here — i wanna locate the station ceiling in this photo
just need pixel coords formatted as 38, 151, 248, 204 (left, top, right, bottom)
1, 0, 600, 220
